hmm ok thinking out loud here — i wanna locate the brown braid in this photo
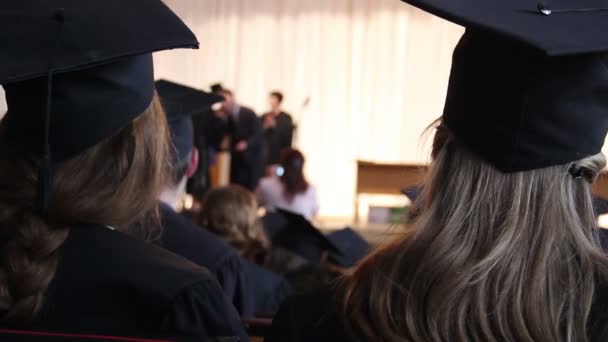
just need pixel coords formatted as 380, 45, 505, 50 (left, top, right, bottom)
0, 210, 67, 325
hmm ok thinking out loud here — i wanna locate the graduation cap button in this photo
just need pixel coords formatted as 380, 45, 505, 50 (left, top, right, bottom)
537, 2, 608, 16
537, 2, 552, 15
53, 9, 65, 22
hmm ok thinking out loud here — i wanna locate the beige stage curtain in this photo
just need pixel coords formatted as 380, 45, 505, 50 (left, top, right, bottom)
154, 0, 463, 219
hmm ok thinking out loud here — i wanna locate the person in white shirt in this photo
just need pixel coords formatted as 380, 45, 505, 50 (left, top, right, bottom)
256, 148, 319, 220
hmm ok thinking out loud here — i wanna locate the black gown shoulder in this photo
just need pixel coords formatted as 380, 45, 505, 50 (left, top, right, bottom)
159, 202, 239, 271
269, 230, 608, 342
36, 224, 248, 341
266, 287, 348, 342
158, 203, 292, 318
158, 202, 256, 318
243, 260, 293, 317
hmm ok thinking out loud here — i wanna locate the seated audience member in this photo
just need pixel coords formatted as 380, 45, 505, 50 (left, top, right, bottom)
201, 186, 309, 294
155, 80, 258, 319
256, 149, 319, 220
155, 80, 225, 202
268, 2, 608, 341
0, 1, 246, 340
201, 185, 270, 262
200, 186, 293, 315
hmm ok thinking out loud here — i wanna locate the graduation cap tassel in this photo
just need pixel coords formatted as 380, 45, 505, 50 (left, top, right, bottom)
35, 9, 65, 214
35, 73, 54, 214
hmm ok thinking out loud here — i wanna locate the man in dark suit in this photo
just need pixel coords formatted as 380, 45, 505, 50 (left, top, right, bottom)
219, 88, 265, 190
262, 91, 295, 166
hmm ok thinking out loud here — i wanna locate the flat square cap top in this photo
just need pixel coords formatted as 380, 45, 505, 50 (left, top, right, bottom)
401, 0, 608, 56
0, 0, 198, 84
0, 0, 199, 162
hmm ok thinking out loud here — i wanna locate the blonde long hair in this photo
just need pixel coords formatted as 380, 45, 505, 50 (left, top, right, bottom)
341, 123, 608, 341
199, 185, 269, 260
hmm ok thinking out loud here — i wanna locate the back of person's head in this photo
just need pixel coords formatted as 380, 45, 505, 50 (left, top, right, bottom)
269, 91, 283, 104
199, 185, 269, 260
279, 148, 309, 203
219, 88, 234, 100
218, 88, 235, 110
210, 83, 224, 94
0, 96, 169, 325
341, 121, 608, 341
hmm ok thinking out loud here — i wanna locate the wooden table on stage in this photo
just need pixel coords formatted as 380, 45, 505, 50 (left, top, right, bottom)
355, 161, 428, 222
593, 171, 608, 199
209, 151, 231, 188
355, 161, 608, 222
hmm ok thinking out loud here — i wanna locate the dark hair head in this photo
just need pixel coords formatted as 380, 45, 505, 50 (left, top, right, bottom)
280, 148, 309, 202
210, 83, 224, 94
270, 91, 284, 104
0, 94, 170, 325
219, 88, 233, 97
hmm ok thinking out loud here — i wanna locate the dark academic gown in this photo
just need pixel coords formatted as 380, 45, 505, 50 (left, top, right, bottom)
158, 203, 293, 318
242, 260, 293, 317
31, 224, 248, 341
262, 112, 294, 166
157, 202, 256, 318
229, 106, 265, 191
267, 230, 608, 342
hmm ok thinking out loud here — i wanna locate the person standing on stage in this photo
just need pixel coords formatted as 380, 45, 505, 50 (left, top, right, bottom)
219, 88, 265, 191
262, 91, 295, 167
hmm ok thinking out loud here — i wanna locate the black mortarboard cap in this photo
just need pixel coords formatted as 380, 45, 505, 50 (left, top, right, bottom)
400, 0, 608, 172
401, 186, 422, 203
261, 211, 289, 240
266, 209, 340, 266
155, 80, 224, 165
326, 228, 371, 267
0, 0, 198, 211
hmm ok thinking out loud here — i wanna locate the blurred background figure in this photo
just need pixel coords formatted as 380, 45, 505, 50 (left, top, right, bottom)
262, 91, 294, 170
218, 87, 266, 191
155, 80, 260, 319
190, 87, 225, 201
200, 185, 269, 262
199, 185, 293, 316
257, 148, 319, 220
